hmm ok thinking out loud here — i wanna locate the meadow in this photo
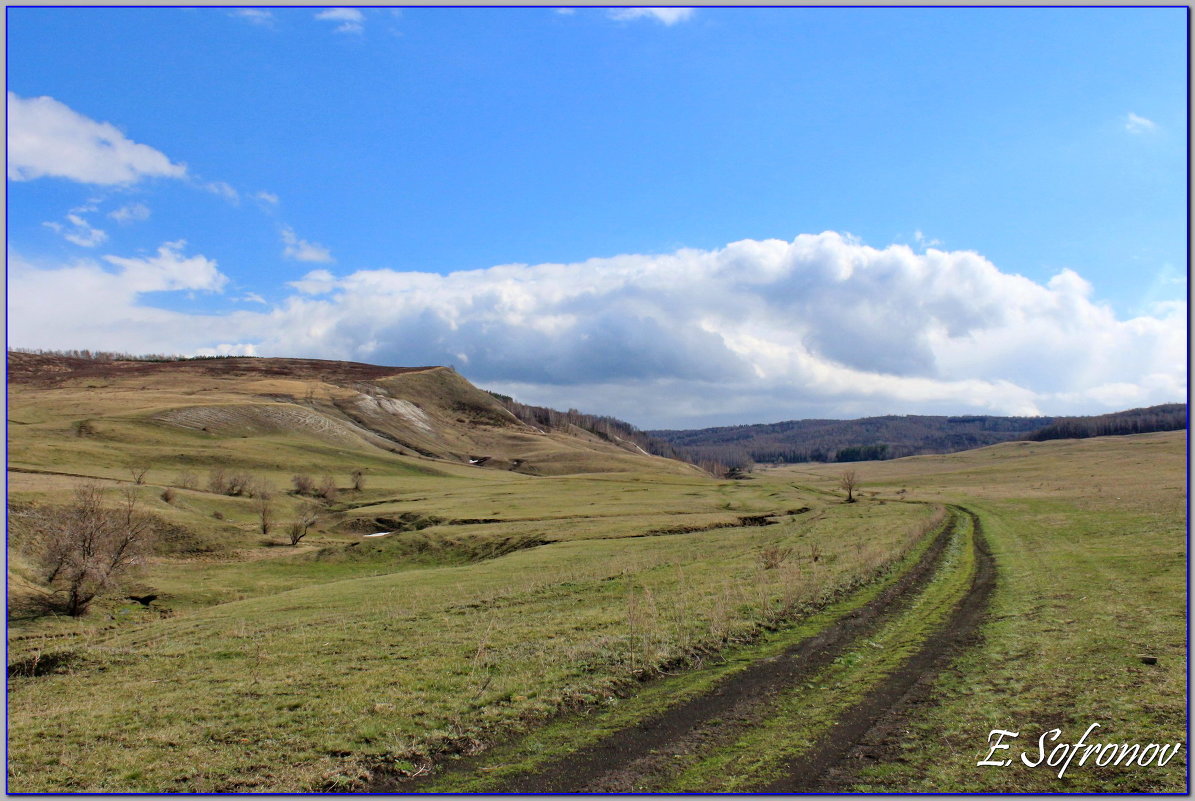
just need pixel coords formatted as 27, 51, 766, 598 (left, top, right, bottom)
6, 356, 1186, 792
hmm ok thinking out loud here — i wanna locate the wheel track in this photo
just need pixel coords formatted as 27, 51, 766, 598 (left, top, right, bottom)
379, 506, 965, 793
757, 507, 995, 791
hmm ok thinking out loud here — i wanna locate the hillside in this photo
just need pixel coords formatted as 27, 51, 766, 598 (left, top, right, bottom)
650, 413, 1054, 467
7, 352, 695, 481
1024, 402, 1186, 442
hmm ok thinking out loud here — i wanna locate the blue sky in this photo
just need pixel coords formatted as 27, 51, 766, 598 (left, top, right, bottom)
6, 6, 1188, 428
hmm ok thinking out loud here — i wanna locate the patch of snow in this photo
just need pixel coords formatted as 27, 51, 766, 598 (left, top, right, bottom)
364, 532, 390, 538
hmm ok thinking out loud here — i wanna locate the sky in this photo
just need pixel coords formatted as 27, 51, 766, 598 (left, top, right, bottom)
5, 6, 1188, 429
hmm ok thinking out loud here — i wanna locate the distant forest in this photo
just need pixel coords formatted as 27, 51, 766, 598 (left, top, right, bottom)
649, 403, 1188, 474
1024, 403, 1186, 442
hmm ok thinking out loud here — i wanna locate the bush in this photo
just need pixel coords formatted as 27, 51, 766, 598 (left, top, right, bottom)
26, 484, 153, 616
292, 474, 316, 496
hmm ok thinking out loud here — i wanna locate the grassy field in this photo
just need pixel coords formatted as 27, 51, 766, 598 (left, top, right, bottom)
6, 357, 1186, 792
772, 431, 1187, 792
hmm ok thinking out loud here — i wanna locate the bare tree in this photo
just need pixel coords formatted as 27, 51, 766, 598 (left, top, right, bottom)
256, 495, 274, 537
292, 473, 315, 496
350, 469, 366, 492
839, 469, 859, 503
32, 484, 153, 616
177, 470, 198, 490
287, 504, 320, 546
129, 466, 149, 485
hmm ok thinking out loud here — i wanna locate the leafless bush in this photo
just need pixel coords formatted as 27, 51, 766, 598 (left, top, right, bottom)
317, 475, 339, 502
287, 504, 320, 546
28, 484, 153, 616
839, 469, 859, 503
248, 479, 273, 501
177, 470, 198, 490
350, 469, 366, 492
758, 545, 793, 570
161, 487, 176, 504
225, 472, 253, 497
256, 496, 274, 537
129, 466, 149, 485
208, 466, 229, 494
292, 474, 316, 496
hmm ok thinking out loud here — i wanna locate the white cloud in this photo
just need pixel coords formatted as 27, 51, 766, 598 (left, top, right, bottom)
109, 202, 151, 224
7, 92, 186, 185
101, 240, 228, 294
913, 230, 942, 249
281, 227, 334, 263
288, 269, 337, 295
608, 7, 695, 25
315, 7, 364, 33
8, 233, 1185, 428
1125, 112, 1157, 134
555, 8, 577, 15
8, 243, 233, 355
232, 9, 274, 26
255, 190, 279, 205
203, 180, 240, 204
43, 205, 108, 247
237, 292, 268, 305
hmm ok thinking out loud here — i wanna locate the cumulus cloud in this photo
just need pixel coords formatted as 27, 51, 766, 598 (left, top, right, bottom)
609, 7, 695, 25
1125, 112, 1157, 134
7, 233, 1186, 428
8, 242, 235, 355
281, 226, 334, 263
315, 7, 364, 33
109, 202, 151, 224
7, 92, 187, 185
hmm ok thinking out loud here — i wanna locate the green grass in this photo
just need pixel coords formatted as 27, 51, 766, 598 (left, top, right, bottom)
8, 361, 1185, 793
8, 479, 929, 791
775, 432, 1186, 792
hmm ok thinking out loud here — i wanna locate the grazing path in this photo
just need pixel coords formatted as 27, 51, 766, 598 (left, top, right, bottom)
374, 505, 995, 793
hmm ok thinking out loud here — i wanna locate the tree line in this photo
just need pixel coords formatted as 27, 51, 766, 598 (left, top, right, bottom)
1023, 404, 1186, 442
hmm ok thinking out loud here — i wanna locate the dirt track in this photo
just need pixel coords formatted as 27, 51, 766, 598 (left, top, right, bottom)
759, 508, 996, 791
377, 506, 994, 793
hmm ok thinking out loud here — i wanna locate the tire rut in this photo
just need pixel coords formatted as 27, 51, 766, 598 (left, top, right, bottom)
383, 508, 960, 793
757, 507, 995, 792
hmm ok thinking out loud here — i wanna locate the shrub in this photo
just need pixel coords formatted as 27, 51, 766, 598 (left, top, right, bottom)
28, 484, 153, 616
292, 474, 316, 496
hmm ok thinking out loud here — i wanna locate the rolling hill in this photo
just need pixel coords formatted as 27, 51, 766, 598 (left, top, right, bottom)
6, 351, 696, 480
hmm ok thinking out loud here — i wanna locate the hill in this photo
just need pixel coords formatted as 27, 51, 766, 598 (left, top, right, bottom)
649, 413, 1053, 468
650, 404, 1187, 468
6, 351, 695, 481
1023, 403, 1186, 442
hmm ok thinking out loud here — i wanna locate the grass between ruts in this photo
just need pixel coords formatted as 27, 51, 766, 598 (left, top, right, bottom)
664, 507, 976, 791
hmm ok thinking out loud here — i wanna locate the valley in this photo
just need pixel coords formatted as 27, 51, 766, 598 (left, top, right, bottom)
5, 354, 1186, 793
